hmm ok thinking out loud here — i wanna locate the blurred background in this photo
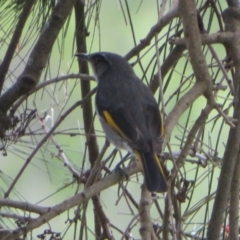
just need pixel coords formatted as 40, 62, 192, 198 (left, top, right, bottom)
0, 0, 232, 239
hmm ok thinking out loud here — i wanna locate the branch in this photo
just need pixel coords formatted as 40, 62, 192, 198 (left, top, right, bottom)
11, 73, 95, 114
4, 87, 97, 198
207, 6, 240, 239
92, 195, 114, 240
150, 45, 186, 94
74, 1, 101, 235
139, 185, 157, 240
0, 0, 76, 114
74, 0, 99, 167
124, 3, 179, 60
0, 212, 34, 222
178, 0, 213, 92
163, 0, 217, 148
176, 105, 213, 168
169, 31, 235, 46
0, 199, 47, 214
40, 114, 81, 180
2, 162, 141, 240
229, 150, 240, 239
0, 0, 36, 93
164, 81, 207, 148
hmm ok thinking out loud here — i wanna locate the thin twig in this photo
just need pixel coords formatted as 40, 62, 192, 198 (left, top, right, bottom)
4, 87, 97, 199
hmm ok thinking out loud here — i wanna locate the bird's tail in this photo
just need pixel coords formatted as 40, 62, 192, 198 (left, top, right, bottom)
135, 150, 167, 192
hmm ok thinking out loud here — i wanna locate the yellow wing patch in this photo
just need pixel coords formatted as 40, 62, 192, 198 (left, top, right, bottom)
154, 153, 165, 177
102, 110, 126, 138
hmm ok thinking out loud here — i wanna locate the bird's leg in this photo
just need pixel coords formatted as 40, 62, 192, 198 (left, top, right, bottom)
114, 152, 131, 179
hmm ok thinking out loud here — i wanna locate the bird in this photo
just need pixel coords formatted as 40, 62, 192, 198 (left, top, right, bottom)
75, 52, 167, 192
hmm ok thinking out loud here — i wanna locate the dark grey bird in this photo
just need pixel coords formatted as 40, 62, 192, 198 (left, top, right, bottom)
75, 52, 167, 192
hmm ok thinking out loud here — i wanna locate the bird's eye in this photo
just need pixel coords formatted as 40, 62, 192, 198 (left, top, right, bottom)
94, 55, 109, 65
93, 54, 111, 68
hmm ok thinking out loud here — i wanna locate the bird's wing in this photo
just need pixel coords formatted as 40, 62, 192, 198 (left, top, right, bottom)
144, 101, 164, 154
96, 97, 149, 151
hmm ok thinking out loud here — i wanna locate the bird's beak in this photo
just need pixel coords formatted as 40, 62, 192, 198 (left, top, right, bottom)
75, 53, 90, 61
